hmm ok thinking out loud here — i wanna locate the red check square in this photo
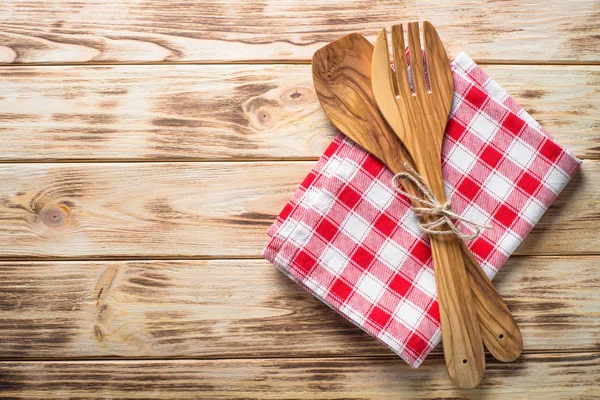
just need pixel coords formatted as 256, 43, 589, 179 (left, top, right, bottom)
389, 273, 413, 298
539, 139, 563, 163
494, 204, 519, 228
457, 176, 481, 201
466, 85, 488, 109
502, 113, 526, 136
480, 144, 503, 168
373, 213, 397, 237
351, 245, 375, 268
517, 171, 542, 196
338, 186, 362, 209
368, 306, 392, 329
315, 218, 338, 242
329, 278, 353, 303
406, 333, 428, 356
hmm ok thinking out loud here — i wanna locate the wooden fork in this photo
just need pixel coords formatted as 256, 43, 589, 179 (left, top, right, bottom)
372, 22, 485, 388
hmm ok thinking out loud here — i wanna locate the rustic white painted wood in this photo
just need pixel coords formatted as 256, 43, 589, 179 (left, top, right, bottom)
0, 0, 598, 397
0, 257, 597, 359
0, 65, 597, 161
0, 0, 598, 63
0, 161, 593, 258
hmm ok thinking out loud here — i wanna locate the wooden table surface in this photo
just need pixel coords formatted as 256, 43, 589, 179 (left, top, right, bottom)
0, 1, 599, 398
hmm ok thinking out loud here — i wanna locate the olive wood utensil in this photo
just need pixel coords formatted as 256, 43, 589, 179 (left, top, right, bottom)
372, 21, 485, 388
371, 22, 520, 363
312, 32, 521, 387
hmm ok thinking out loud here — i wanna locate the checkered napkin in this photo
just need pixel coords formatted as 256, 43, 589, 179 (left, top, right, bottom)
263, 53, 582, 368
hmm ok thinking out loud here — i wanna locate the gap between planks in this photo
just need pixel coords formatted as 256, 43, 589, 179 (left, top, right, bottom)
0, 157, 321, 164
0, 252, 599, 262
1, 60, 600, 68
0, 157, 595, 165
0, 349, 595, 364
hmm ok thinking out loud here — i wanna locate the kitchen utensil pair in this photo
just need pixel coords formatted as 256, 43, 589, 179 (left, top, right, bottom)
312, 22, 521, 388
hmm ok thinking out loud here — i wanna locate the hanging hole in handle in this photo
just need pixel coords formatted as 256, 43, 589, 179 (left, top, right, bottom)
499, 334, 505, 339
463, 359, 467, 364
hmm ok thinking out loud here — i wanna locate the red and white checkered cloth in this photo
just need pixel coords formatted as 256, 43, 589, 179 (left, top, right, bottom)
263, 53, 582, 368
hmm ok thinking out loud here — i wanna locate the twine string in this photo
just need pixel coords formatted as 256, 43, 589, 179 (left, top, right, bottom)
392, 163, 492, 240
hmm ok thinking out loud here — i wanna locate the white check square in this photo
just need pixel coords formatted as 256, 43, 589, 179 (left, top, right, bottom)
396, 301, 423, 329
544, 167, 569, 194
496, 230, 522, 256
462, 204, 491, 228
304, 277, 327, 298
365, 181, 394, 210
471, 113, 498, 141
480, 261, 496, 279
274, 252, 292, 271
402, 209, 422, 237
522, 199, 546, 225
357, 273, 385, 302
483, 79, 507, 101
415, 269, 436, 296
379, 331, 403, 352
323, 157, 341, 177
378, 239, 408, 270
343, 213, 370, 242
278, 218, 297, 238
341, 304, 365, 325
305, 187, 335, 215
289, 222, 311, 246
335, 159, 358, 181
508, 138, 535, 169
321, 245, 347, 274
448, 145, 476, 175
303, 187, 322, 208
485, 172, 513, 201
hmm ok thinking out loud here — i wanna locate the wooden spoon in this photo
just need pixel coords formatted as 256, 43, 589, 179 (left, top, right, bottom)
312, 33, 522, 385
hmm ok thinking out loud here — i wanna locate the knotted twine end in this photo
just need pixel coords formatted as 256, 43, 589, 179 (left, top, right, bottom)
392, 163, 492, 240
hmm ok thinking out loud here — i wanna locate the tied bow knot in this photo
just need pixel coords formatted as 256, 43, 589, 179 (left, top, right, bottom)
392, 163, 492, 240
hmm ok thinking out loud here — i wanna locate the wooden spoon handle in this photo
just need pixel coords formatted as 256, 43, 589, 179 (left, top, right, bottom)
461, 240, 523, 362
429, 233, 486, 389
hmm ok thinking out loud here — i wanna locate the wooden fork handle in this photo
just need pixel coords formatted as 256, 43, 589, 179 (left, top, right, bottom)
428, 233, 485, 388
461, 240, 523, 362
397, 166, 523, 363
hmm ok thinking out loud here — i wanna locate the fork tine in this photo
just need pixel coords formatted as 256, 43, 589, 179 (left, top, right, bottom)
372, 28, 406, 135
407, 22, 427, 96
373, 28, 397, 94
423, 21, 454, 108
391, 24, 411, 100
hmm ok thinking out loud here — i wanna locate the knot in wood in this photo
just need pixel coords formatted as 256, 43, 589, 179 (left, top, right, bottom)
254, 106, 275, 130
40, 206, 67, 227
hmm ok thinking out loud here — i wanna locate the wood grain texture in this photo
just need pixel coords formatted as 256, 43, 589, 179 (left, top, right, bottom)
0, 161, 592, 259
1, 1, 598, 397
0, 257, 598, 359
0, 64, 597, 161
0, 0, 599, 64
0, 161, 310, 258
0, 353, 598, 399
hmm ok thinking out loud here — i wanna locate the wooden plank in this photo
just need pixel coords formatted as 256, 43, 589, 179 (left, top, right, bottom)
0, 353, 597, 399
0, 64, 598, 161
0, 1, 599, 64
0, 257, 598, 359
0, 161, 593, 258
